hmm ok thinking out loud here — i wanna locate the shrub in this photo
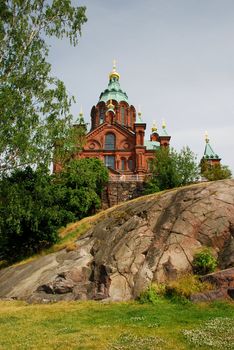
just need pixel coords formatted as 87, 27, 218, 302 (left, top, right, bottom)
192, 249, 217, 275
165, 274, 212, 301
138, 284, 166, 304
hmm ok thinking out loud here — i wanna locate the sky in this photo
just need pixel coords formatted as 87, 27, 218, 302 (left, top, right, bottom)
47, 0, 234, 172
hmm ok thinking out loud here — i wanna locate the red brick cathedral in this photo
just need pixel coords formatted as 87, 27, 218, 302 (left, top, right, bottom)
79, 62, 171, 178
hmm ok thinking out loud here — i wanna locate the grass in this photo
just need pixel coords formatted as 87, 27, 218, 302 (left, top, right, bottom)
0, 299, 233, 349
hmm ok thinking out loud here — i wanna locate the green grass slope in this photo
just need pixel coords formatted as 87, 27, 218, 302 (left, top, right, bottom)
0, 299, 233, 350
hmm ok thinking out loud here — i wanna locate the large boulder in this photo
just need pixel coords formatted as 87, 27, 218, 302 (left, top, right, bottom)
0, 179, 234, 302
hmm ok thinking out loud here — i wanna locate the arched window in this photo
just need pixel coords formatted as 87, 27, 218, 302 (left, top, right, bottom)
121, 106, 125, 126
105, 133, 115, 150
121, 158, 125, 171
105, 155, 115, 169
100, 108, 105, 124
128, 158, 133, 171
129, 110, 133, 128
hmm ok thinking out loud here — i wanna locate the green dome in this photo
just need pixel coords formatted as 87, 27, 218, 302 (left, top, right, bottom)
99, 76, 129, 104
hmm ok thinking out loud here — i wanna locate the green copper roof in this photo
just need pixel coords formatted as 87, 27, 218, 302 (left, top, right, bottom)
99, 77, 129, 103
203, 142, 219, 160
144, 140, 160, 150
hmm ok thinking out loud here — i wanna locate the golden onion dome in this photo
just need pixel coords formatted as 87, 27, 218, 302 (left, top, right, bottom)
109, 59, 120, 80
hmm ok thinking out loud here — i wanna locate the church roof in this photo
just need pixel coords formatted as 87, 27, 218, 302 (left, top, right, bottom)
99, 62, 129, 104
144, 140, 160, 150
203, 133, 220, 160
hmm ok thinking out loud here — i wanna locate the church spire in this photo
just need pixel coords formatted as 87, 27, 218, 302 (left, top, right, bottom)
136, 105, 144, 123
109, 59, 120, 80
203, 132, 220, 161
160, 119, 168, 136
151, 120, 157, 133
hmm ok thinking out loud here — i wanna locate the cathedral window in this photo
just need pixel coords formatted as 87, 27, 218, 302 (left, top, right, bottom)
100, 108, 105, 124
105, 133, 115, 150
130, 110, 133, 128
104, 155, 115, 169
128, 158, 133, 171
121, 106, 125, 126
121, 158, 125, 171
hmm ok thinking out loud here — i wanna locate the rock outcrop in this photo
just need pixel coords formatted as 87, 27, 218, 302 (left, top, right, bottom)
0, 179, 234, 302
190, 267, 234, 302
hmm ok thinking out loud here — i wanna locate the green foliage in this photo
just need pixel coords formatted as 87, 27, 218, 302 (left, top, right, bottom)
192, 248, 217, 275
144, 146, 199, 194
0, 0, 87, 173
164, 274, 212, 301
138, 285, 161, 305
201, 161, 232, 181
0, 159, 108, 263
54, 158, 109, 219
0, 167, 69, 262
139, 275, 212, 305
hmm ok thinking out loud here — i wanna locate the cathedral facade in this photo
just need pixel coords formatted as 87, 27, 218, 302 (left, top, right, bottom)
78, 63, 171, 178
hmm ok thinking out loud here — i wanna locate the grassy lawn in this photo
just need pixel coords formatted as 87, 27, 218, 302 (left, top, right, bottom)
0, 299, 233, 350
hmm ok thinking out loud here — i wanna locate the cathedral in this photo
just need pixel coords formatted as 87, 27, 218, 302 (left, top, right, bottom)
53, 63, 223, 207
78, 62, 171, 178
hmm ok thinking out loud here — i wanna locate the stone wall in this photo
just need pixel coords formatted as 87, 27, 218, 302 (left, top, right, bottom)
101, 181, 145, 209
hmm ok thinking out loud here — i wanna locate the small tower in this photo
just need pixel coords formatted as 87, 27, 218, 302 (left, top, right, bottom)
150, 121, 159, 142
202, 132, 221, 166
159, 120, 171, 146
134, 108, 147, 174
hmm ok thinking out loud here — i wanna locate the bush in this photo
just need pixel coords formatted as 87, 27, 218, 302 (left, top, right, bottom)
164, 274, 212, 301
138, 283, 166, 304
200, 161, 232, 181
139, 275, 212, 304
192, 249, 217, 275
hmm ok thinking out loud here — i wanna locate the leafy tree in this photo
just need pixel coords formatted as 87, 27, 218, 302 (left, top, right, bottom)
54, 158, 109, 219
145, 146, 199, 194
0, 0, 87, 174
200, 161, 232, 181
0, 159, 108, 263
0, 166, 72, 263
